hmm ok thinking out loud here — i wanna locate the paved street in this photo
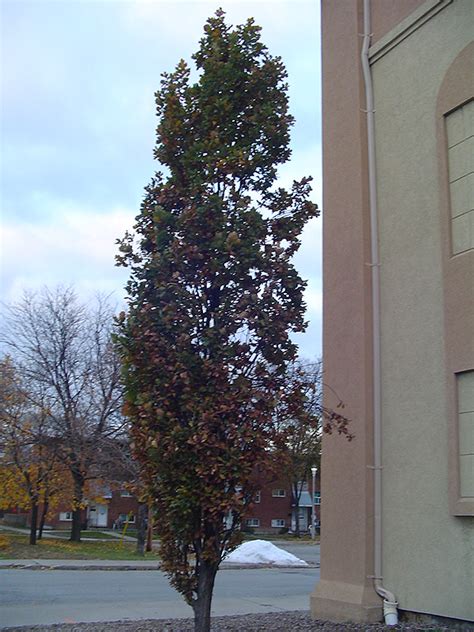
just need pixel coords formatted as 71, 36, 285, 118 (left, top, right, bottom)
0, 566, 320, 628
272, 541, 320, 566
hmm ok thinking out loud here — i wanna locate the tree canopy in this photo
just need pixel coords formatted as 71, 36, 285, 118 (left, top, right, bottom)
115, 10, 318, 631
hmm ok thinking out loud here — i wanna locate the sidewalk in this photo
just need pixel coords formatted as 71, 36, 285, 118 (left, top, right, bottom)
0, 558, 161, 570
0, 524, 139, 543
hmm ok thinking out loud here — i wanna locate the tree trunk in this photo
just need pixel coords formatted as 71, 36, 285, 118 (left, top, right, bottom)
136, 502, 147, 556
294, 501, 300, 537
70, 507, 82, 542
29, 502, 39, 545
38, 498, 49, 540
192, 561, 218, 632
70, 473, 84, 542
146, 504, 153, 552
292, 484, 301, 537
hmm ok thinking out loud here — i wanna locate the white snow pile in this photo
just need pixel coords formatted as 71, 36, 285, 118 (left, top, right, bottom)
223, 539, 308, 566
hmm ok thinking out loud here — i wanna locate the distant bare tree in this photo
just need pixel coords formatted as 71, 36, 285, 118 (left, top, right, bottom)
1, 287, 124, 541
274, 359, 352, 537
95, 435, 150, 556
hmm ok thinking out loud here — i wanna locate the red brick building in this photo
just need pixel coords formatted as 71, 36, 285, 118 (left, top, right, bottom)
5, 471, 321, 535
243, 471, 321, 535
49, 486, 139, 530
3, 485, 139, 531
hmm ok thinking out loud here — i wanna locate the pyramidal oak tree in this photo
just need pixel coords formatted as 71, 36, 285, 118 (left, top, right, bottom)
115, 10, 318, 632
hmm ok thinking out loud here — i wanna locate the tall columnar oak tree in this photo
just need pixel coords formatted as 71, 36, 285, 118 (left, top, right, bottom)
116, 11, 318, 632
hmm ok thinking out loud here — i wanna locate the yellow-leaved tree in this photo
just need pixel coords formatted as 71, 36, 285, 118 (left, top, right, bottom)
0, 357, 72, 544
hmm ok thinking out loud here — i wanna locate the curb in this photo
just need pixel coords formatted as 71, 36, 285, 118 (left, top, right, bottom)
0, 563, 160, 571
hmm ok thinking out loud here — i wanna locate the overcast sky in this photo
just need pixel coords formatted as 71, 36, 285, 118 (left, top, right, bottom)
0, 0, 322, 358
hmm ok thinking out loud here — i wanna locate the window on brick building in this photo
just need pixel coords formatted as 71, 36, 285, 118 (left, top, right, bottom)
272, 488, 286, 497
119, 512, 135, 523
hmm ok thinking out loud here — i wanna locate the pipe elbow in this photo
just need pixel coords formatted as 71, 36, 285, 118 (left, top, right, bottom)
374, 580, 398, 625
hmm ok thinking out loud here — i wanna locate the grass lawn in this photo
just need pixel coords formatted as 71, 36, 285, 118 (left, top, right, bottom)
0, 534, 160, 561
43, 529, 120, 540
122, 528, 138, 538
243, 533, 320, 543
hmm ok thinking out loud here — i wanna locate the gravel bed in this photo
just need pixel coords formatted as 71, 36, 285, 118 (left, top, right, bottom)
3, 612, 462, 632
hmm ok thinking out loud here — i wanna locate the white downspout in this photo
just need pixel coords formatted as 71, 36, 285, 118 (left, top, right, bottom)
361, 0, 398, 625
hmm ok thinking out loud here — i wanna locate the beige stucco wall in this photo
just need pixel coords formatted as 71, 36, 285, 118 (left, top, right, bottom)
372, 0, 474, 620
312, 0, 383, 622
370, 0, 426, 42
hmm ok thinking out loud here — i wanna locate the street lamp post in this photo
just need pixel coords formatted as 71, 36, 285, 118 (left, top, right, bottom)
311, 465, 317, 540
